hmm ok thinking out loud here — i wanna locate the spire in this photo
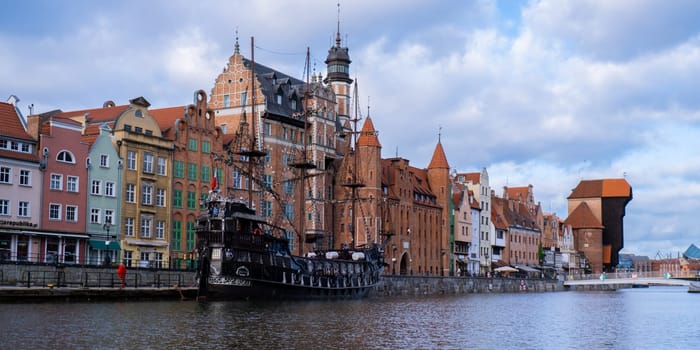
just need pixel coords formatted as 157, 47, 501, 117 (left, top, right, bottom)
428, 140, 449, 169
357, 117, 381, 147
234, 28, 240, 54
336, 2, 342, 47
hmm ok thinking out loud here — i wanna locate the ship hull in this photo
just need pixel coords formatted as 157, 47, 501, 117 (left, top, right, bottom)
201, 276, 374, 300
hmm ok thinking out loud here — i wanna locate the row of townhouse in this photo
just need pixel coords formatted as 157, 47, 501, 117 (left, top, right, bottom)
0, 92, 223, 269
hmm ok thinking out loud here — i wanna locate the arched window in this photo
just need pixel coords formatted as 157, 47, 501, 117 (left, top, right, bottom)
57, 150, 75, 163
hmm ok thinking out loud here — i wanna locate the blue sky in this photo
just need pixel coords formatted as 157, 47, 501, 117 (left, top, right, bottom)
2, 0, 700, 258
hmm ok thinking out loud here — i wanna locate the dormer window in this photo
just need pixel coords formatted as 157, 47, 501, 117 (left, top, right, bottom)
57, 150, 75, 163
291, 99, 297, 110
276, 93, 283, 105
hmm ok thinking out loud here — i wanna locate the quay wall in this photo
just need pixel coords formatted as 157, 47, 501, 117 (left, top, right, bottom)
372, 275, 565, 297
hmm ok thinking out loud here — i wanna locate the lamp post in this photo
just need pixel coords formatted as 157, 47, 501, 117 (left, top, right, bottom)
392, 244, 397, 275
440, 248, 446, 276
103, 223, 113, 266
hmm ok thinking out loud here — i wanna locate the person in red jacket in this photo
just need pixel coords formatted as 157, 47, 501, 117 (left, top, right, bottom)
117, 263, 126, 289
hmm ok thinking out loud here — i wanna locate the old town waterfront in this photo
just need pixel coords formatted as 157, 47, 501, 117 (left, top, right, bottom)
1, 286, 697, 349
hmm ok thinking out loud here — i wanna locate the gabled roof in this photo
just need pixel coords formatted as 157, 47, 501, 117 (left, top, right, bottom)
0, 102, 33, 140
456, 172, 480, 184
564, 202, 604, 229
56, 104, 130, 124
428, 141, 449, 169
505, 186, 529, 202
150, 106, 185, 140
568, 178, 632, 199
357, 117, 381, 147
468, 190, 481, 210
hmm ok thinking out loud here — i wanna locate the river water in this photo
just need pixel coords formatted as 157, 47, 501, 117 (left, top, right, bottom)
1, 286, 697, 349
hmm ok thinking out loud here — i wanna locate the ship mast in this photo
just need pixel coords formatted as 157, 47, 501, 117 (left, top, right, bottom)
344, 80, 364, 249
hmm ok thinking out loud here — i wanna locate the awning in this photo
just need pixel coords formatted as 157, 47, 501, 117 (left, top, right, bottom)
494, 266, 518, 273
516, 265, 541, 273
88, 240, 121, 251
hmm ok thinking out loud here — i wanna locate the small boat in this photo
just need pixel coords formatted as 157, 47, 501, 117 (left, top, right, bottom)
689, 281, 700, 293
194, 191, 386, 300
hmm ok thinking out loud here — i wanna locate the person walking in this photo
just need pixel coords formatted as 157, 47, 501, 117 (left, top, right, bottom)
117, 263, 127, 289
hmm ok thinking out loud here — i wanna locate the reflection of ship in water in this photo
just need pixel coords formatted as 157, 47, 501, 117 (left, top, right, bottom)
195, 38, 389, 300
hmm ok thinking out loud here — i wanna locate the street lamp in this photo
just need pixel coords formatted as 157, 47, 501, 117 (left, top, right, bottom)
440, 248, 446, 276
103, 223, 113, 266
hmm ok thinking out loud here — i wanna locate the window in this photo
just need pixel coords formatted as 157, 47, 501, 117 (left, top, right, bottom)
127, 151, 137, 170
143, 153, 154, 173
276, 94, 282, 105
156, 221, 165, 239
126, 184, 135, 203
187, 191, 196, 209
140, 215, 152, 238
56, 150, 75, 163
135, 126, 143, 134
201, 141, 211, 154
173, 190, 183, 208
91, 180, 102, 195
67, 176, 78, 192
50, 174, 62, 190
263, 174, 272, 189
66, 205, 78, 222
123, 250, 133, 267
284, 181, 294, 195
141, 182, 153, 205
18, 201, 29, 217
223, 94, 230, 108
105, 182, 115, 197
156, 188, 166, 207
186, 221, 196, 251
104, 209, 114, 225
172, 221, 182, 251
188, 138, 197, 152
125, 218, 134, 236
157, 157, 167, 175
220, 124, 227, 134
19, 170, 31, 186
100, 154, 109, 167
201, 165, 210, 183
187, 163, 197, 181
264, 122, 271, 136
241, 91, 247, 106
49, 203, 61, 220
0, 199, 9, 215
232, 170, 241, 189
90, 208, 101, 224
262, 200, 272, 218
174, 161, 184, 178
124, 124, 132, 132
0, 167, 10, 183
284, 203, 294, 220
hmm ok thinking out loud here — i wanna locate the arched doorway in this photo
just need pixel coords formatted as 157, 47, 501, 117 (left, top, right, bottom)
399, 252, 411, 275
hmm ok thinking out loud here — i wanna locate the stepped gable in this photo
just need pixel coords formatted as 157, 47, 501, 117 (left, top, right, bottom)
357, 116, 381, 147
568, 178, 632, 199
490, 197, 509, 230
428, 141, 449, 169
564, 202, 604, 229
0, 102, 33, 140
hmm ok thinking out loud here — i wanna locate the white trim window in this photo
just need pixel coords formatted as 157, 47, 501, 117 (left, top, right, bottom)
104, 181, 115, 197
125, 184, 135, 203
100, 154, 109, 168
66, 205, 78, 222
140, 215, 153, 238
143, 153, 154, 174
125, 217, 134, 236
49, 203, 61, 220
127, 151, 137, 170
156, 188, 166, 207
50, 174, 63, 190
156, 221, 165, 239
19, 169, 31, 186
157, 157, 167, 176
67, 176, 78, 192
91, 180, 102, 195
0, 167, 10, 184
141, 182, 153, 205
90, 208, 101, 224
104, 209, 114, 225
17, 201, 29, 218
56, 150, 75, 163
0, 199, 9, 216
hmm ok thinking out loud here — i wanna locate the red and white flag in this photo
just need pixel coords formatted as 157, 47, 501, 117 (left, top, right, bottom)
211, 172, 217, 190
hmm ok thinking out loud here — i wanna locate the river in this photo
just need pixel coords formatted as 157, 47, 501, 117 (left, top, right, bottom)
1, 286, 697, 349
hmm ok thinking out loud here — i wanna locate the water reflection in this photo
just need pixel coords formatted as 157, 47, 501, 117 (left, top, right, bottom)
1, 287, 697, 349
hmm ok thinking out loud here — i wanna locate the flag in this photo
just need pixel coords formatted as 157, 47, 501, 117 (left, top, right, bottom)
211, 172, 217, 190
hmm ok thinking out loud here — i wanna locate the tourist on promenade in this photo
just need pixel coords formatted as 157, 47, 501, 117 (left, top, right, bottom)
117, 263, 126, 288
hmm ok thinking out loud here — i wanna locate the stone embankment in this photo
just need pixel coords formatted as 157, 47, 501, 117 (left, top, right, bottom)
373, 275, 565, 297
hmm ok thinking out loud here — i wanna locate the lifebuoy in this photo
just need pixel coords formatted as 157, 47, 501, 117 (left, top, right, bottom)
253, 228, 263, 236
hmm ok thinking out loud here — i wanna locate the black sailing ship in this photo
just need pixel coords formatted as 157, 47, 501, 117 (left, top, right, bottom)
194, 38, 388, 300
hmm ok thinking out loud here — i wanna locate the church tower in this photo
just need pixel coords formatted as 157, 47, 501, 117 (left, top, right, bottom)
324, 5, 353, 127
427, 137, 452, 275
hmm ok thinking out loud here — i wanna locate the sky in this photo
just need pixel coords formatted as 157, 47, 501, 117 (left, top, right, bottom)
2, 0, 700, 259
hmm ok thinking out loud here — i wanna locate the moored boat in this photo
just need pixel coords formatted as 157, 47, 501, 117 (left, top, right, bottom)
194, 190, 386, 300
689, 281, 700, 293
